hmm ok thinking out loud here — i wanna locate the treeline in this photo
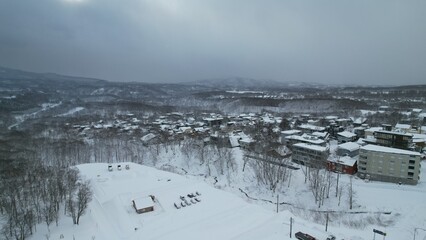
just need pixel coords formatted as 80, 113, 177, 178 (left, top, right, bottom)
0, 161, 92, 240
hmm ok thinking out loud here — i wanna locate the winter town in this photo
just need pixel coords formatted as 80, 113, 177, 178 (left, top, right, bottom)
1, 1, 426, 240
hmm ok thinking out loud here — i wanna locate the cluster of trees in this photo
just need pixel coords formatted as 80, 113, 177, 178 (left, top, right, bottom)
180, 138, 236, 179
0, 162, 92, 240
247, 153, 292, 192
301, 165, 355, 210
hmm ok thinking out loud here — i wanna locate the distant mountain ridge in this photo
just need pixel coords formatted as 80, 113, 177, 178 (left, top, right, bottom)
1, 66, 425, 91
0, 66, 107, 84
180, 77, 325, 90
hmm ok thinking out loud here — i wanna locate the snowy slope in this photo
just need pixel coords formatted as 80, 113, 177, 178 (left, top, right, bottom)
29, 160, 426, 240
29, 163, 294, 240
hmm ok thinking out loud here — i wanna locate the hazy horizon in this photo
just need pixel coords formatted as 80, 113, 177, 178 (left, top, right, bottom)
1, 0, 425, 85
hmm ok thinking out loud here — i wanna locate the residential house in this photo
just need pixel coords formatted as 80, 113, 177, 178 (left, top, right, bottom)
412, 134, 426, 152
337, 142, 360, 157
337, 131, 357, 144
297, 124, 326, 134
394, 123, 412, 133
353, 127, 366, 139
327, 156, 358, 175
280, 130, 302, 144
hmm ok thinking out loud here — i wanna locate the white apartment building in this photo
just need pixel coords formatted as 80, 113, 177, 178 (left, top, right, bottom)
291, 143, 329, 167
358, 144, 421, 185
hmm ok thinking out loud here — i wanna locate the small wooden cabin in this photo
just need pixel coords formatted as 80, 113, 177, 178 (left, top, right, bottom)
132, 196, 155, 214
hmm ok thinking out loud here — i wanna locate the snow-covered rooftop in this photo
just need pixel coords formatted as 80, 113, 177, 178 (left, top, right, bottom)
285, 134, 326, 145
360, 144, 420, 156
141, 133, 156, 142
376, 130, 413, 137
364, 127, 383, 134
338, 142, 360, 152
312, 131, 328, 138
293, 143, 328, 152
298, 124, 326, 132
329, 156, 357, 166
337, 131, 356, 138
281, 130, 301, 135
133, 196, 154, 210
395, 123, 411, 130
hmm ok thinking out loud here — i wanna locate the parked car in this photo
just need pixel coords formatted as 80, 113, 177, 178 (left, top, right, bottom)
187, 193, 195, 198
174, 203, 181, 209
326, 235, 336, 240
295, 231, 316, 240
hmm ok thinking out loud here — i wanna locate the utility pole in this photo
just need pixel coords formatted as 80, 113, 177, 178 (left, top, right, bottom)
289, 217, 293, 238
325, 212, 329, 232
276, 195, 279, 213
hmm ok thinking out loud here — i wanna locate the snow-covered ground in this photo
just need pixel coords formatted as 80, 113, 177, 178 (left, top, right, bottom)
56, 107, 85, 117
30, 163, 301, 240
30, 156, 426, 240
8, 102, 62, 129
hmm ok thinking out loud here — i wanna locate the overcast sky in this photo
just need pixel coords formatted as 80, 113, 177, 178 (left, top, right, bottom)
0, 0, 425, 85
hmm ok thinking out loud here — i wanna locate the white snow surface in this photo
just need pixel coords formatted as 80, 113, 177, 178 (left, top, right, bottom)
29, 150, 426, 240
31, 163, 298, 240
57, 107, 85, 117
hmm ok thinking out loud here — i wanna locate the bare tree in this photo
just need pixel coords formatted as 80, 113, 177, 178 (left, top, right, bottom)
348, 176, 354, 210
67, 180, 93, 225
250, 153, 289, 192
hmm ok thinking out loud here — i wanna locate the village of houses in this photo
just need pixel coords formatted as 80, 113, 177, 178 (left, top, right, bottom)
72, 107, 426, 187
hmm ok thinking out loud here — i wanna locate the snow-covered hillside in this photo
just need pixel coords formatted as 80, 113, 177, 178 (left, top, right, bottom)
29, 161, 426, 240
30, 163, 301, 240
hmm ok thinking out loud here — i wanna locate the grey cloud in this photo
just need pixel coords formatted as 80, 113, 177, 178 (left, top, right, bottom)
0, 0, 425, 85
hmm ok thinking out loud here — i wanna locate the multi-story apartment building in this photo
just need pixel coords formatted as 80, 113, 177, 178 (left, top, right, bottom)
374, 130, 413, 150
358, 144, 421, 185
284, 134, 326, 149
291, 143, 329, 167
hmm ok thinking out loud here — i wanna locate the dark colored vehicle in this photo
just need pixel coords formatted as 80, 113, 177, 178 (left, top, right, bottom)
295, 231, 316, 240
187, 193, 196, 198
326, 235, 336, 240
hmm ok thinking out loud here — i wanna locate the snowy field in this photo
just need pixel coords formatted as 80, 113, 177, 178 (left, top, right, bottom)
31, 162, 303, 240
29, 158, 426, 240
